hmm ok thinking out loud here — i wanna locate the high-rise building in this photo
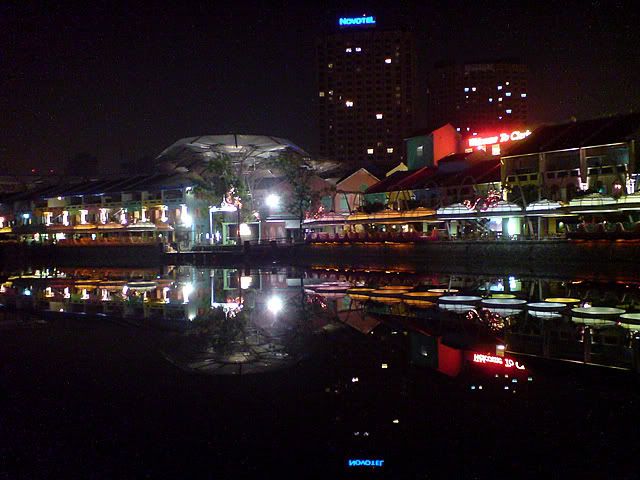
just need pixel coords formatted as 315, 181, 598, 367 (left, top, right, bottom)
427, 60, 528, 136
316, 15, 416, 168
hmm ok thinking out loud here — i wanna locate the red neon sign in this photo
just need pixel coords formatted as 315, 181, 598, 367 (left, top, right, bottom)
468, 129, 531, 148
472, 353, 525, 370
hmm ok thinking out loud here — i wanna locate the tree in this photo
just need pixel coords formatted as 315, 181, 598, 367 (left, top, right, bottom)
269, 152, 333, 239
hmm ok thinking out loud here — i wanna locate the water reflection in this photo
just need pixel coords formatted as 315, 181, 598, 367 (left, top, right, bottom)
2, 265, 640, 374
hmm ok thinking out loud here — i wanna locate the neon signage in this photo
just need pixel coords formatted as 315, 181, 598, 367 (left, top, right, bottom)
468, 129, 531, 148
472, 353, 525, 370
339, 16, 376, 26
347, 459, 384, 467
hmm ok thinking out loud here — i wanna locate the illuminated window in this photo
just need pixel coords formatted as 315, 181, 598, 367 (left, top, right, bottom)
492, 144, 501, 156
497, 85, 503, 90
345, 47, 352, 53
506, 109, 512, 114
456, 127, 461, 132
345, 100, 354, 107
521, 93, 527, 98
384, 58, 392, 64
506, 81, 510, 85
472, 87, 477, 92
328, 90, 334, 95
506, 92, 511, 96
498, 97, 503, 102
464, 87, 469, 92
367, 148, 374, 154
489, 98, 493, 102
328, 63, 333, 68
376, 113, 383, 119
387, 147, 394, 154
472, 132, 478, 136
319, 91, 325, 97
355, 47, 362, 52
498, 116, 503, 120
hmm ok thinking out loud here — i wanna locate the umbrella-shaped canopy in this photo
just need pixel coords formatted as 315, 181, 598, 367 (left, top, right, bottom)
568, 193, 616, 207
436, 203, 472, 216
156, 134, 309, 175
526, 199, 564, 212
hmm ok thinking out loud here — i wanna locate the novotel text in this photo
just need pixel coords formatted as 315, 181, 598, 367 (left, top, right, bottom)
473, 353, 525, 370
468, 129, 531, 148
347, 459, 385, 467
339, 16, 376, 26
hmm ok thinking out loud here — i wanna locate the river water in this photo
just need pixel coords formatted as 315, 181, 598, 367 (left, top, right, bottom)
1, 265, 639, 477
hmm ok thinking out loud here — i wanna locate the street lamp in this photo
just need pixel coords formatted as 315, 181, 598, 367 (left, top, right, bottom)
265, 193, 280, 209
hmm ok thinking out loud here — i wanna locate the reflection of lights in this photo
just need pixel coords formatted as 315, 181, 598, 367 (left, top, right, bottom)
267, 295, 283, 314
182, 283, 194, 304
240, 276, 252, 290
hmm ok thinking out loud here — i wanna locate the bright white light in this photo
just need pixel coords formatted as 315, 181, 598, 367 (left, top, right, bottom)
79, 209, 88, 224
265, 194, 280, 209
182, 283, 194, 304
182, 213, 193, 228
120, 209, 127, 225
392, 419, 399, 424
351, 377, 359, 383
381, 363, 388, 369
367, 148, 374, 155
507, 218, 518, 236
384, 58, 391, 64
240, 276, 252, 290
22, 213, 30, 220
376, 113, 383, 119
23, 288, 31, 296
497, 345, 506, 351
345, 100, 354, 107
386, 147, 393, 154
355, 47, 361, 52
239, 223, 251, 236
267, 295, 284, 314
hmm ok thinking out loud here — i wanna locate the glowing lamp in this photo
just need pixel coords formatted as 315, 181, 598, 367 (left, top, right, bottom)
239, 223, 251, 236
265, 194, 280, 209
267, 295, 283, 314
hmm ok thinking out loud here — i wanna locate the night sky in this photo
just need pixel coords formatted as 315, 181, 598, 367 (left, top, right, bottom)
1, 1, 639, 174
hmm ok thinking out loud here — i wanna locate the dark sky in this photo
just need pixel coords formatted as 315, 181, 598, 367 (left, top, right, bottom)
2, 0, 639, 173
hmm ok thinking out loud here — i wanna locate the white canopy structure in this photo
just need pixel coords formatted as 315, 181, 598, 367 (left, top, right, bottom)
156, 134, 309, 175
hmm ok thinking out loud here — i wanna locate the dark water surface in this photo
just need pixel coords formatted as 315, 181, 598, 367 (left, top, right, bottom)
1, 265, 639, 478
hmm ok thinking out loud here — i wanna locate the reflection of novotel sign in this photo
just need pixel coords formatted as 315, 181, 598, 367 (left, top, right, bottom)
338, 16, 376, 27
468, 129, 531, 148
472, 353, 525, 370
347, 459, 385, 467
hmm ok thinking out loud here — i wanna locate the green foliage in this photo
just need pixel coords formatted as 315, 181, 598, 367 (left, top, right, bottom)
268, 153, 333, 234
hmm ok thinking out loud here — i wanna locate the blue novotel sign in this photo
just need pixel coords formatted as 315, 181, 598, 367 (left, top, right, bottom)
338, 16, 376, 27
347, 458, 385, 467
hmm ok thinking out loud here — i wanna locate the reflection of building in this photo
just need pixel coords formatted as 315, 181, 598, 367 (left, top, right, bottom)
427, 60, 528, 135
317, 15, 416, 167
